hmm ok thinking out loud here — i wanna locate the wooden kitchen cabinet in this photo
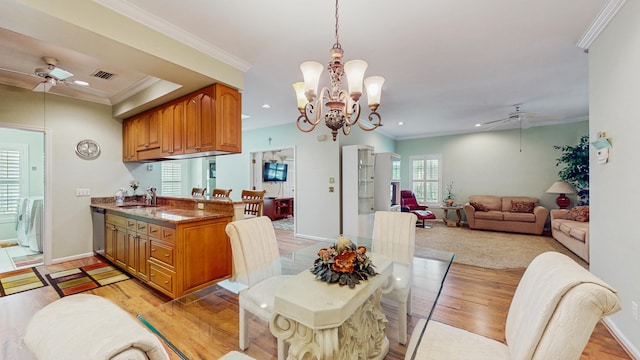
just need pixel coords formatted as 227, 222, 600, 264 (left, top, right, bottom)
122, 118, 137, 162
123, 83, 241, 162
135, 111, 160, 151
104, 210, 232, 298
184, 84, 242, 154
159, 100, 185, 157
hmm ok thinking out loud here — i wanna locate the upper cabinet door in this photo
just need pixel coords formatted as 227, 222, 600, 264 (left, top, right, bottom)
215, 84, 242, 154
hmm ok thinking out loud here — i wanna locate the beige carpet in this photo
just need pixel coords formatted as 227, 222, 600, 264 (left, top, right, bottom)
415, 221, 588, 269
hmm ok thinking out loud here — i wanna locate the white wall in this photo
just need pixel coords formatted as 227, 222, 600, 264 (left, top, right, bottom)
589, 1, 640, 356
0, 84, 136, 260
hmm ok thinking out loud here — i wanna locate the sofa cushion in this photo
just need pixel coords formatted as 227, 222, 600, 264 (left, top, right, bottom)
470, 202, 489, 212
510, 200, 536, 213
504, 212, 536, 223
555, 220, 588, 242
501, 197, 539, 212
469, 196, 501, 211
475, 210, 504, 221
564, 206, 589, 222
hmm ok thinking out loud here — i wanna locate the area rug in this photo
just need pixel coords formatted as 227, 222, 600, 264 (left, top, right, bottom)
46, 261, 130, 297
0, 267, 48, 297
272, 216, 294, 231
11, 253, 44, 268
415, 221, 588, 269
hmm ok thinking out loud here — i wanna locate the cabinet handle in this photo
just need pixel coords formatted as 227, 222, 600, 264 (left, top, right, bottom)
150, 229, 158, 234
164, 254, 169, 257
164, 281, 169, 284
144, 144, 149, 147
151, 248, 156, 252
138, 225, 144, 230
150, 273, 155, 277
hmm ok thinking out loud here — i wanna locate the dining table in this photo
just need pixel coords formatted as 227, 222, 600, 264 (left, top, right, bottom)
137, 235, 454, 359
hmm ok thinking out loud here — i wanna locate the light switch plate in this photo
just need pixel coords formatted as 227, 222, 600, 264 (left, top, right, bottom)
76, 188, 90, 196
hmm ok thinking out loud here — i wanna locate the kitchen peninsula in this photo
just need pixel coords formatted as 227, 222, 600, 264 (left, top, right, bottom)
90, 195, 243, 298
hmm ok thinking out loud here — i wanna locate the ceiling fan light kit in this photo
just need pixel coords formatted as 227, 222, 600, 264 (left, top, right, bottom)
293, 0, 384, 141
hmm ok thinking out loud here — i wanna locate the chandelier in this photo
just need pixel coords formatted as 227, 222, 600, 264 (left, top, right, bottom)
293, 0, 385, 141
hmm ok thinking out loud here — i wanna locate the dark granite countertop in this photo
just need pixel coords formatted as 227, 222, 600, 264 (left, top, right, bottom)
90, 202, 232, 225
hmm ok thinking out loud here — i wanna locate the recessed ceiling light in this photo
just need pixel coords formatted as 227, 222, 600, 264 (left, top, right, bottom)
73, 80, 90, 86
241, 114, 251, 119
398, 121, 404, 126
262, 104, 271, 109
475, 123, 482, 127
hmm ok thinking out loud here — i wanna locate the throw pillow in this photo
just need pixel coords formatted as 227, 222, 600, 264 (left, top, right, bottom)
511, 200, 536, 213
470, 202, 489, 212
564, 206, 589, 222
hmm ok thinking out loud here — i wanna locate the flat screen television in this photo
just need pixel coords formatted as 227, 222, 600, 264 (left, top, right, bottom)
263, 162, 288, 182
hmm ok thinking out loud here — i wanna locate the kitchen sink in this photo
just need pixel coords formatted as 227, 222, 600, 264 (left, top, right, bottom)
117, 204, 158, 209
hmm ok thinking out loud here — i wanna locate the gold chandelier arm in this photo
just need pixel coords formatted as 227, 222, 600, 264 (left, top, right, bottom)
358, 110, 382, 131
296, 100, 323, 132
344, 102, 361, 127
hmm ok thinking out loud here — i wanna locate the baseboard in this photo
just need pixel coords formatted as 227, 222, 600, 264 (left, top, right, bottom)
49, 251, 95, 265
603, 317, 640, 359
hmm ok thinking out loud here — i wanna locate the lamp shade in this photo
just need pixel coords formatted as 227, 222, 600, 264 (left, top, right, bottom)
546, 181, 576, 194
344, 60, 368, 97
292, 82, 307, 110
300, 61, 324, 101
546, 181, 576, 209
364, 76, 385, 106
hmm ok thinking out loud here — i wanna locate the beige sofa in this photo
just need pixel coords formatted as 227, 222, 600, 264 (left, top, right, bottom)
550, 208, 589, 263
463, 195, 549, 235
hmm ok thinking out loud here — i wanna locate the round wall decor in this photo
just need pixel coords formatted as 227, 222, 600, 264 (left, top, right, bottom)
75, 139, 101, 160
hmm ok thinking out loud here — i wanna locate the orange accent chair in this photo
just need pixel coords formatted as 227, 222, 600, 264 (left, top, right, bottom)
400, 190, 436, 228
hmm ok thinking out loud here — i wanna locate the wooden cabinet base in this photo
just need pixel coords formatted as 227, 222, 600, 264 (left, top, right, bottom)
105, 211, 232, 298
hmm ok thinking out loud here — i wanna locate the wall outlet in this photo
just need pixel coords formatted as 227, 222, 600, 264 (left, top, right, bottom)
197, 203, 204, 210
632, 301, 638, 321
75, 188, 90, 196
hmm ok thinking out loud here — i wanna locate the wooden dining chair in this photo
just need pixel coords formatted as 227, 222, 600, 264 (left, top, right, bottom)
372, 210, 418, 345
241, 189, 266, 218
191, 187, 206, 197
212, 188, 232, 198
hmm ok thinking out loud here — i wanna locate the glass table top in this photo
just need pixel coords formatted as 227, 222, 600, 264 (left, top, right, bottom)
137, 236, 454, 359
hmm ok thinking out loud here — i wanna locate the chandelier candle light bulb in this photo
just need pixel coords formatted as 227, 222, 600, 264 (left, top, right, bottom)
293, 0, 385, 141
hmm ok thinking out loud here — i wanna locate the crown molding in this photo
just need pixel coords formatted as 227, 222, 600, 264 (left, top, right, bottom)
577, 0, 627, 50
95, 0, 252, 72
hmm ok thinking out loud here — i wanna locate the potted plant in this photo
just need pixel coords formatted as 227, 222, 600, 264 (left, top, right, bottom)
554, 135, 589, 205
444, 181, 455, 206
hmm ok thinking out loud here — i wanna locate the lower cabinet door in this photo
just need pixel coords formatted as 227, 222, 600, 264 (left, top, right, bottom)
148, 262, 176, 297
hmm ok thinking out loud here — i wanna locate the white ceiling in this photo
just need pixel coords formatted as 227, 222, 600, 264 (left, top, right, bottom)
0, 0, 618, 140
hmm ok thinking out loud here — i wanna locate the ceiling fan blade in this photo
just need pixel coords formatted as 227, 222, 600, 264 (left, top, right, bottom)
32, 81, 53, 93
0, 66, 39, 78
482, 117, 511, 126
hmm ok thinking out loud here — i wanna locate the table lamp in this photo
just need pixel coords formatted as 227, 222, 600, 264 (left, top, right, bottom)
546, 181, 576, 209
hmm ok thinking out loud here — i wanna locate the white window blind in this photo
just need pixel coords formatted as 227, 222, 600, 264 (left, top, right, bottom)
161, 162, 183, 196
0, 147, 22, 216
410, 155, 441, 204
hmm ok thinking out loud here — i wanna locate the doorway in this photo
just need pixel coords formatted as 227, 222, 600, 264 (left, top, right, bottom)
250, 148, 295, 232
0, 126, 45, 274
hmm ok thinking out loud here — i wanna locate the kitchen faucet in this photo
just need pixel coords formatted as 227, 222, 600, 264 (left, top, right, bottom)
146, 186, 157, 205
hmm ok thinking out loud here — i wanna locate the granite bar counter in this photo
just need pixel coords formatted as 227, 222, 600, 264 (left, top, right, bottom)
90, 195, 238, 298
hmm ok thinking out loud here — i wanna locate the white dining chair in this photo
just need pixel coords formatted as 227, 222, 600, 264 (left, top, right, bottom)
225, 216, 291, 359
404, 252, 621, 359
372, 210, 418, 345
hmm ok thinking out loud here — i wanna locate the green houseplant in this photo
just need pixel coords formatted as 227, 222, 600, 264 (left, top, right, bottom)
554, 135, 589, 205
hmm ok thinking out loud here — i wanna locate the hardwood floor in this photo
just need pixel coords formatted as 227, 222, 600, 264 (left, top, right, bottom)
0, 229, 631, 359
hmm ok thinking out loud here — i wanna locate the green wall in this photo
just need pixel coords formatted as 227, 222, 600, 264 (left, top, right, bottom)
396, 121, 589, 211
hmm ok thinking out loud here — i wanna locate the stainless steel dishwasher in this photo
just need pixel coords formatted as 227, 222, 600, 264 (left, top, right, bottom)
91, 207, 106, 255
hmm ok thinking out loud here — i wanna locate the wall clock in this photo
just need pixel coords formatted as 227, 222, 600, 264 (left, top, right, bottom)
75, 139, 101, 160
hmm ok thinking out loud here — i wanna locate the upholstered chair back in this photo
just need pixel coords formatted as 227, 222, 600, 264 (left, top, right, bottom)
505, 252, 621, 359
400, 190, 424, 211
225, 216, 281, 288
372, 211, 417, 264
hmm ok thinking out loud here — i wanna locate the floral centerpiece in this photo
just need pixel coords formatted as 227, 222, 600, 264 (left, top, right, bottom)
130, 179, 139, 193
310, 236, 377, 288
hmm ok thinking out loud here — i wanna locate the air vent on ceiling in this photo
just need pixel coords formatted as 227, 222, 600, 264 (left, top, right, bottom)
91, 70, 116, 80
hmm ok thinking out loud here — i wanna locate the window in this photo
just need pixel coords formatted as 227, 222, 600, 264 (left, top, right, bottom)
410, 154, 441, 204
0, 144, 28, 222
161, 161, 183, 196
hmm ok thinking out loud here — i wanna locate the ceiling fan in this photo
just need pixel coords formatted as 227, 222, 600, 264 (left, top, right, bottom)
0, 56, 103, 95
480, 104, 565, 130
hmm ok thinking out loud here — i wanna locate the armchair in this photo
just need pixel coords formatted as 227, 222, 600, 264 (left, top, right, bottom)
400, 190, 436, 228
